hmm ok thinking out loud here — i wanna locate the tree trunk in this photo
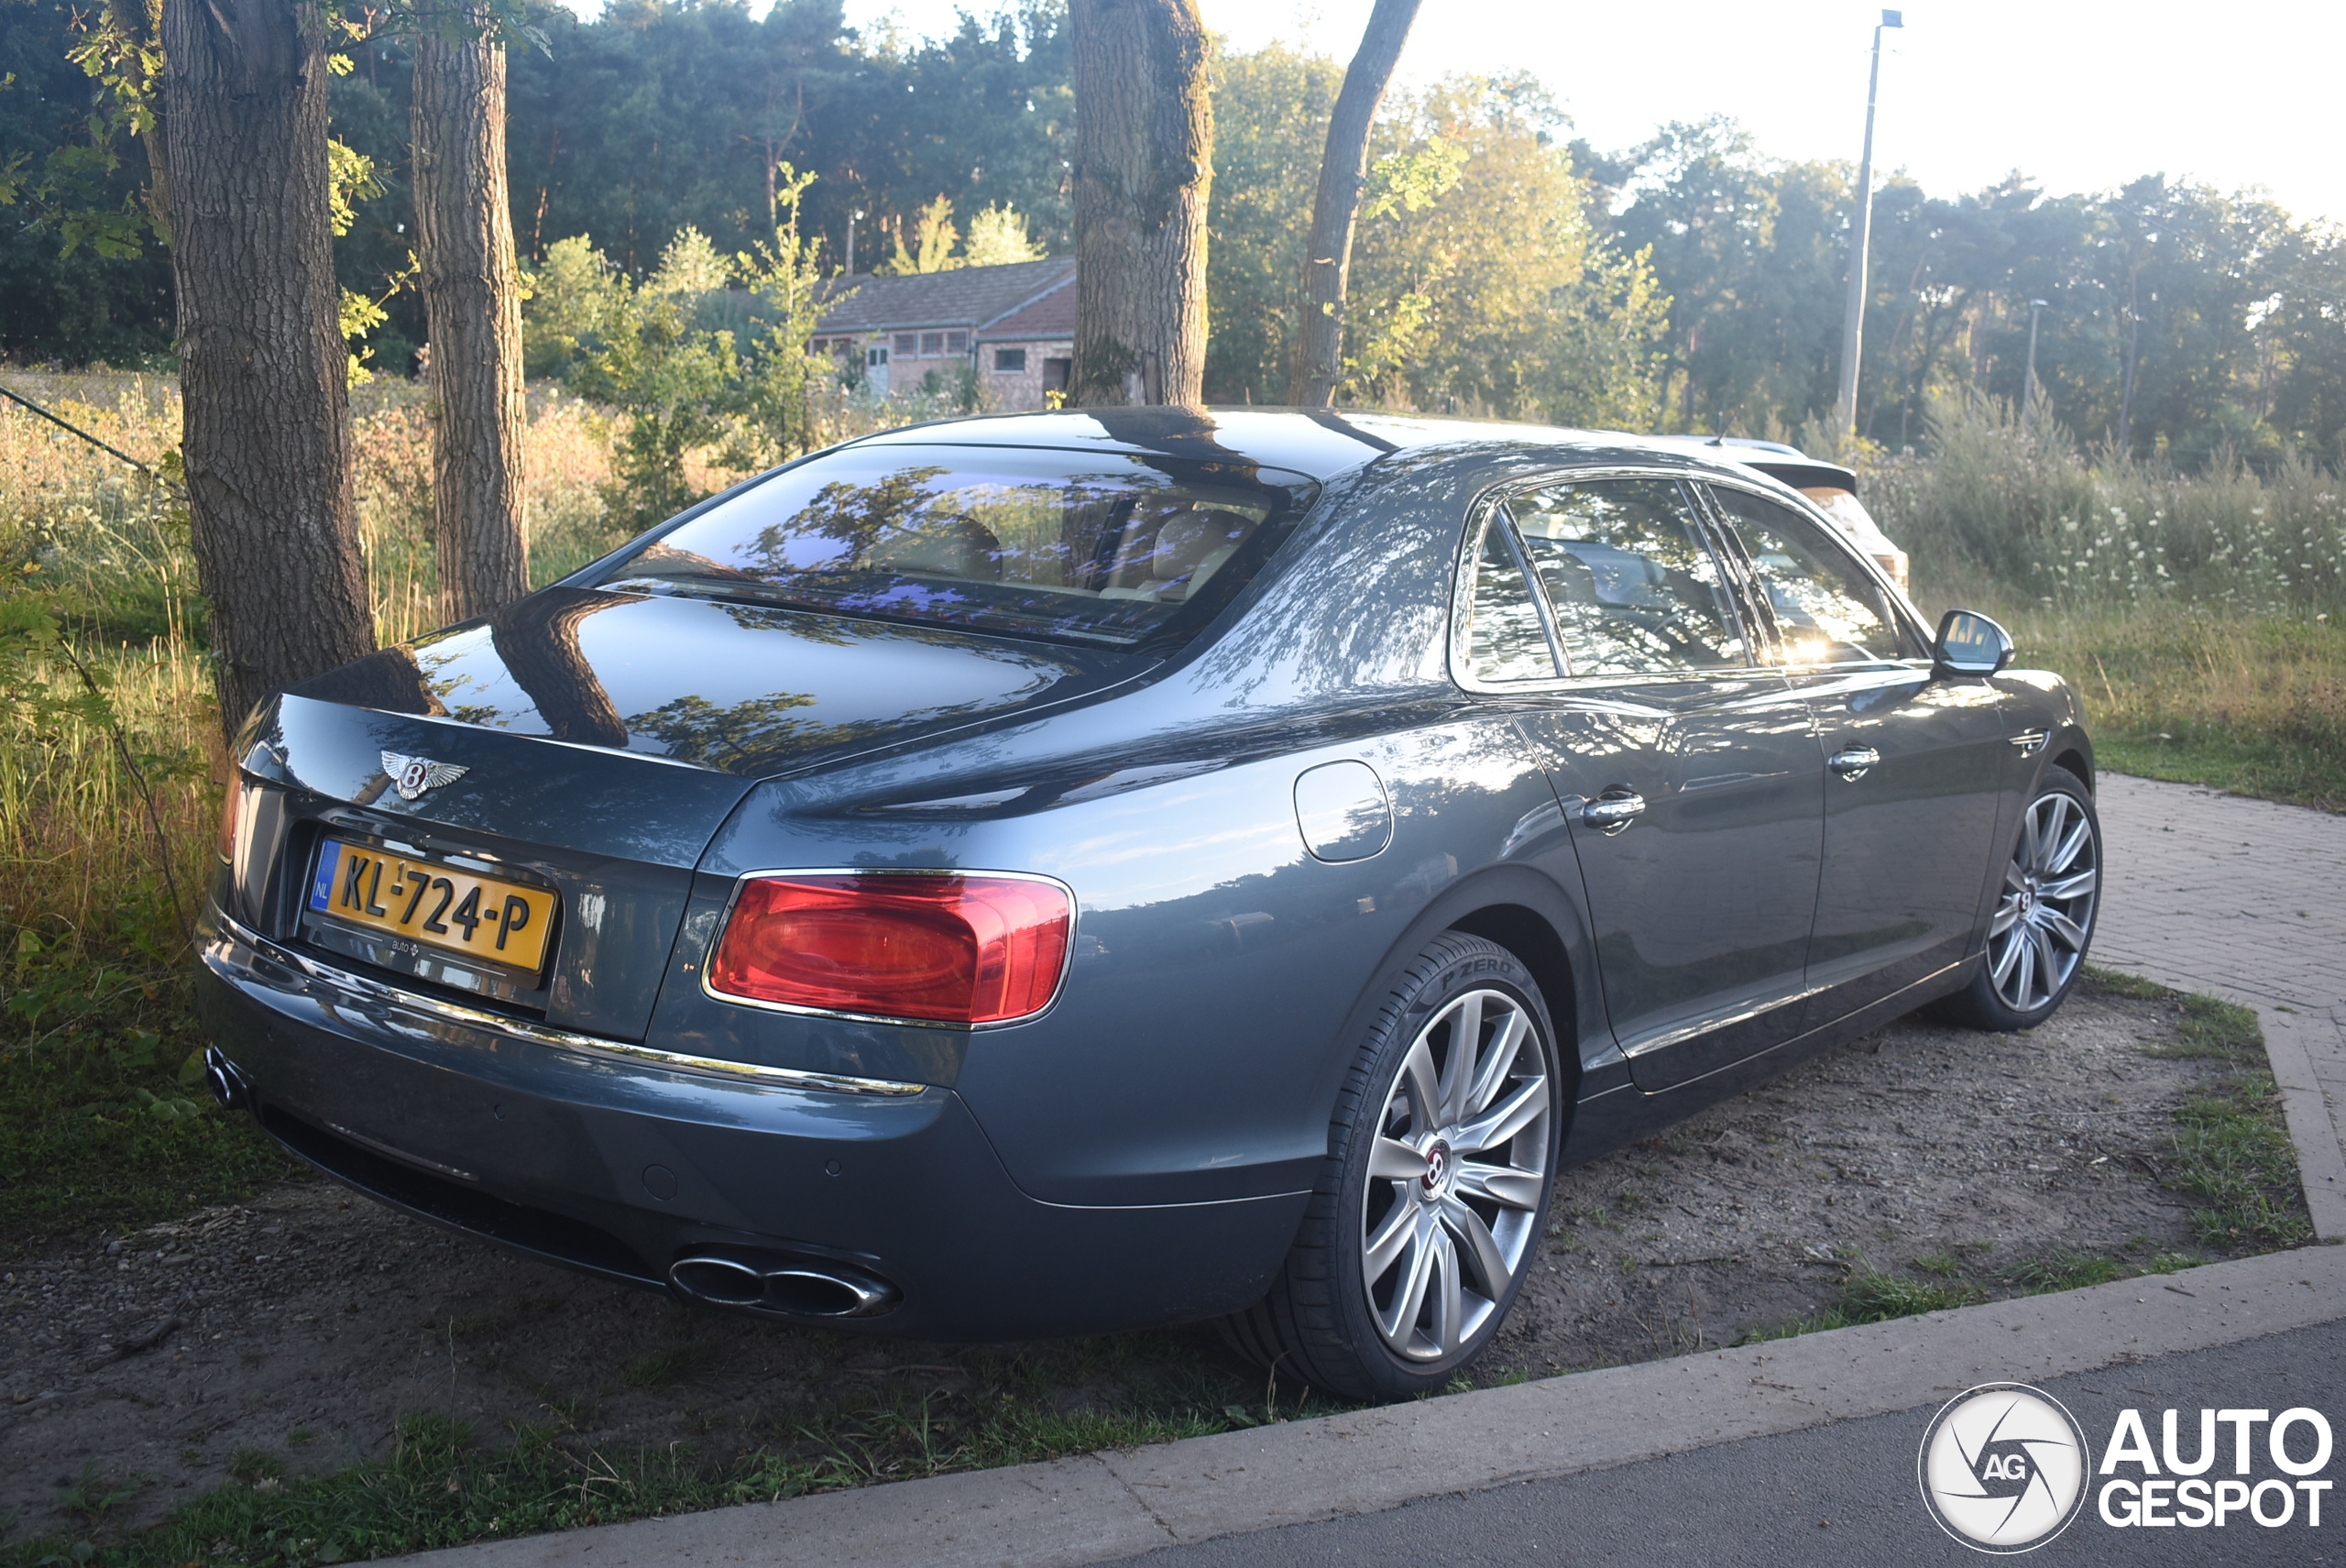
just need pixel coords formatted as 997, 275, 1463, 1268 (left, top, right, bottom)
1287, 0, 1419, 408
1068, 0, 1211, 407
413, 13, 530, 624
161, 0, 375, 733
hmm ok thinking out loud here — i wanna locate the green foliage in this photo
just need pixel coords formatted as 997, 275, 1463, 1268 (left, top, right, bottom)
1343, 76, 1670, 426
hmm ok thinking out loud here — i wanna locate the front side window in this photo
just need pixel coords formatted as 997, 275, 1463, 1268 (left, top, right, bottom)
1508, 478, 1748, 675
1462, 514, 1559, 684
597, 445, 1319, 652
993, 347, 1027, 373
1706, 487, 1917, 664
893, 334, 917, 356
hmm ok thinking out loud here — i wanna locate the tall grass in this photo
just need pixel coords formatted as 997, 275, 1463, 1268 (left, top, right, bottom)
1862, 400, 2345, 809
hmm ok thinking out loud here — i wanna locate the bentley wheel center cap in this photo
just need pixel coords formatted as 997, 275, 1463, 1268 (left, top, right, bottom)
1421, 1139, 1453, 1199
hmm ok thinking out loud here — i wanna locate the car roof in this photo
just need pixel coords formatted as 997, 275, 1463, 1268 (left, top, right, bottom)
1639, 433, 1858, 494
841, 407, 1818, 488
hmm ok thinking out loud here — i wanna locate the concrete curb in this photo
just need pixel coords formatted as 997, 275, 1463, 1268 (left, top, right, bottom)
398, 1245, 2346, 1568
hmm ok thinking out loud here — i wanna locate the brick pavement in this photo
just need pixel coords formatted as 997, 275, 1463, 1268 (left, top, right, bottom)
2088, 772, 2346, 1239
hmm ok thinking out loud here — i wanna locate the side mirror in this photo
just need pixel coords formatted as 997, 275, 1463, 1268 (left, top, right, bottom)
1933, 609, 2014, 676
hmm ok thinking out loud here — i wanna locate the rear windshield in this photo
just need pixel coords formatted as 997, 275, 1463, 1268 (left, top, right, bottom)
594, 444, 1320, 651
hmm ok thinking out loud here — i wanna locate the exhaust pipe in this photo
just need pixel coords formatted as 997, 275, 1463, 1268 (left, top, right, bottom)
203, 1047, 250, 1111
670, 1249, 899, 1319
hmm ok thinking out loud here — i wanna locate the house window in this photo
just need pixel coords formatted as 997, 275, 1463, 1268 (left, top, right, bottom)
993, 347, 1027, 373
920, 331, 946, 356
946, 331, 969, 355
894, 334, 917, 356
867, 345, 890, 367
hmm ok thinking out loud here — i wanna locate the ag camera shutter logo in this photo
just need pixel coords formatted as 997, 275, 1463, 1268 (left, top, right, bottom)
1918, 1382, 2092, 1552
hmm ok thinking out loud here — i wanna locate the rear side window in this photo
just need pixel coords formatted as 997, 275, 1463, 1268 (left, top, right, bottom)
1462, 513, 1559, 684
1508, 478, 1748, 675
1706, 487, 1918, 664
597, 445, 1319, 652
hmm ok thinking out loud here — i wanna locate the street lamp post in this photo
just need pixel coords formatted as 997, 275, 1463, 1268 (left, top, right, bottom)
2022, 298, 2049, 433
1834, 8, 1903, 441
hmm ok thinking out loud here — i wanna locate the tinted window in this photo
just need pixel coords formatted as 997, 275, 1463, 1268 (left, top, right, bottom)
596, 445, 1318, 651
1708, 487, 1916, 664
1463, 515, 1559, 683
1509, 479, 1747, 675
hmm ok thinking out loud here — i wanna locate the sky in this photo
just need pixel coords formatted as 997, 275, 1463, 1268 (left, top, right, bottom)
718, 0, 2345, 225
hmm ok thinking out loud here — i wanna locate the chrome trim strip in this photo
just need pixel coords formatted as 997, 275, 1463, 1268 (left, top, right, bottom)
700, 866, 1079, 1032
326, 1120, 479, 1183
203, 908, 929, 1097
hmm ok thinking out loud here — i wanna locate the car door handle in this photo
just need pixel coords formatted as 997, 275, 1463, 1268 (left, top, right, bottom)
1828, 747, 1881, 782
1581, 789, 1646, 832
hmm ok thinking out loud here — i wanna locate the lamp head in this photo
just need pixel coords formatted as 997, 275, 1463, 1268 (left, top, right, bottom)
1881, 8, 1903, 25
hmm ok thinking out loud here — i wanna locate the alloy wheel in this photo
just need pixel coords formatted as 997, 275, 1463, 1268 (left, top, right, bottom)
1986, 789, 2099, 1013
1359, 988, 1553, 1362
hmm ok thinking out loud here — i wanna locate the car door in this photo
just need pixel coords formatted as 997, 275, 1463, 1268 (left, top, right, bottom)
1461, 476, 1825, 1094
1700, 482, 2013, 1017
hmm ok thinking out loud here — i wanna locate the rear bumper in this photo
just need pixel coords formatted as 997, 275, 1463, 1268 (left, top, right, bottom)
194, 907, 1303, 1338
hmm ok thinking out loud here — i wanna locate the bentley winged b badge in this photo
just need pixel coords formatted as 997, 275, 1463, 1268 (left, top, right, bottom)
382, 751, 469, 802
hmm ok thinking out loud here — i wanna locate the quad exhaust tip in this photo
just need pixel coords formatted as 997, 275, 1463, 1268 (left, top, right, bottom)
670, 1250, 899, 1319
203, 1047, 250, 1111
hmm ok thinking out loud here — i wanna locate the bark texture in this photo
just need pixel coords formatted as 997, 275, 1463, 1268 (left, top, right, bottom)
162, 0, 375, 732
1288, 0, 1419, 407
1069, 0, 1211, 407
412, 15, 530, 623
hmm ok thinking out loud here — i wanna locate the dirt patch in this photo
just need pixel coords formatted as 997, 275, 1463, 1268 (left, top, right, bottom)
0, 979, 2308, 1547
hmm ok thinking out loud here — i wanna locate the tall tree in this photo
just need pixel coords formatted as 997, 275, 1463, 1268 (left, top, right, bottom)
412, 5, 529, 621
162, 0, 374, 730
1286, 0, 1418, 407
1068, 0, 1211, 406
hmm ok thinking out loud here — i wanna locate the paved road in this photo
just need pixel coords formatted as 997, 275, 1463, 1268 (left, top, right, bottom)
1099, 1321, 2346, 1568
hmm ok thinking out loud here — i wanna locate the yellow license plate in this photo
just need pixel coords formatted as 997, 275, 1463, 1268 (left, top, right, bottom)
306, 839, 557, 971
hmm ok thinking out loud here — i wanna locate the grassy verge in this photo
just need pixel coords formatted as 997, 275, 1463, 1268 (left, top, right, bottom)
1743, 980, 2311, 1346
0, 1334, 1321, 1568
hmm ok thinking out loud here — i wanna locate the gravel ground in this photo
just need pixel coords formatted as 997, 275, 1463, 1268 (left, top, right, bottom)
0, 978, 2292, 1541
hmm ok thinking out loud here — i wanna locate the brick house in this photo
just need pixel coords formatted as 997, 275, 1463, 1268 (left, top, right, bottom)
809, 258, 1075, 410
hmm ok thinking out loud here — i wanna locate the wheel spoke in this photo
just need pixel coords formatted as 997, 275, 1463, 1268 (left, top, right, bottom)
2031, 923, 2063, 993
1457, 1160, 1543, 1210
2033, 797, 2067, 872
1369, 1136, 1431, 1182
1398, 1036, 1441, 1132
2007, 932, 2036, 1006
1364, 1196, 1417, 1283
1430, 1228, 1464, 1356
2005, 861, 2030, 893
1990, 929, 2023, 985
2045, 817, 2091, 876
1455, 1075, 1548, 1154
2042, 908, 2088, 951
1441, 992, 1484, 1127
1379, 1211, 1438, 1343
2020, 802, 2042, 871
1441, 1197, 1515, 1298
1464, 1005, 1526, 1120
1989, 897, 2023, 938
2038, 868, 2097, 901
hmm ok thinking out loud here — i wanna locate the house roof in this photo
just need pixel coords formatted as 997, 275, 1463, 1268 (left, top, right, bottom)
816, 258, 1077, 334
976, 277, 1076, 343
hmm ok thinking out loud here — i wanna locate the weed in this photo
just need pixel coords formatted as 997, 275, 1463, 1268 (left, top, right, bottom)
2012, 1250, 2126, 1293
224, 1449, 282, 1486
1909, 1249, 1964, 1277
619, 1344, 724, 1391
2082, 967, 2169, 1001
2167, 1070, 2314, 1248
52, 1466, 139, 1526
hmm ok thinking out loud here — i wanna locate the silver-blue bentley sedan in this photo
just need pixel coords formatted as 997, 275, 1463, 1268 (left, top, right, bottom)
194, 410, 2099, 1399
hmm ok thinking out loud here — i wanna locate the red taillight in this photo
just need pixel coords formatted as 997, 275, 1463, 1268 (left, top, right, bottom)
706, 873, 1073, 1025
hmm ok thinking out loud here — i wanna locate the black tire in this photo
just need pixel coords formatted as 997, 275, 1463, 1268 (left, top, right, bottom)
1937, 764, 2100, 1031
1222, 931, 1563, 1401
